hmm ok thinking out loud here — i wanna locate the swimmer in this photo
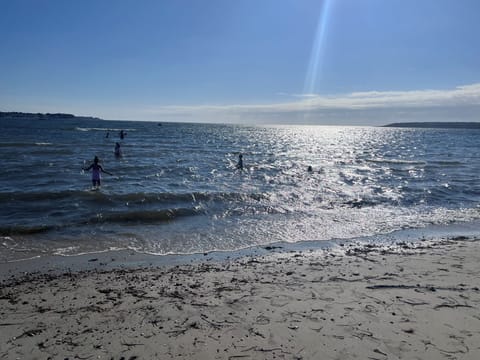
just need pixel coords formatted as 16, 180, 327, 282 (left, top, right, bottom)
236, 154, 244, 170
83, 156, 112, 188
114, 142, 122, 157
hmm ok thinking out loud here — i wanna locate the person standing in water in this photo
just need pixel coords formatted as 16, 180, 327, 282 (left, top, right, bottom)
83, 156, 112, 187
236, 154, 244, 170
114, 142, 122, 158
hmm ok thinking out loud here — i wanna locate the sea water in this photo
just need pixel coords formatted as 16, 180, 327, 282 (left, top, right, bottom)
0, 117, 479, 261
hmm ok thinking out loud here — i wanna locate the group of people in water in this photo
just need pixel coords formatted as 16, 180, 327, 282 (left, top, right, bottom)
83, 129, 245, 188
106, 130, 124, 158
83, 130, 126, 188
84, 146, 316, 189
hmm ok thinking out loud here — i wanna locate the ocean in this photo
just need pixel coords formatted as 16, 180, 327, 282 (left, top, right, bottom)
1, 118, 479, 262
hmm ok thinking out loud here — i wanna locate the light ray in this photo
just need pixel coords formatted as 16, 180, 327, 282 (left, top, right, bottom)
303, 0, 333, 96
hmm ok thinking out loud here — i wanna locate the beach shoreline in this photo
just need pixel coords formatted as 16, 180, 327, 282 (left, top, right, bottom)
1, 233, 480, 359
2, 219, 480, 282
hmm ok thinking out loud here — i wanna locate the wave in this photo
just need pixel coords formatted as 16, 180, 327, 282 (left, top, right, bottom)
35, 142, 53, 146
0, 207, 203, 236
426, 160, 466, 167
87, 207, 203, 224
0, 190, 268, 205
0, 142, 53, 147
75, 127, 110, 132
75, 127, 135, 132
366, 158, 427, 165
0, 224, 57, 236
342, 198, 382, 208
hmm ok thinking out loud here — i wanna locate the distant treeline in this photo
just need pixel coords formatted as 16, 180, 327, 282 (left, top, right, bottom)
383, 122, 480, 129
0, 111, 75, 119
0, 111, 100, 120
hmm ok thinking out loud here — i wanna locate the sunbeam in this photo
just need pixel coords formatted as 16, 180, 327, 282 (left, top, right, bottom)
303, 0, 333, 96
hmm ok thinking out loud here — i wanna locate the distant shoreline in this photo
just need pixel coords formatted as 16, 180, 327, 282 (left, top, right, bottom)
0, 111, 101, 121
383, 121, 480, 129
2, 112, 479, 128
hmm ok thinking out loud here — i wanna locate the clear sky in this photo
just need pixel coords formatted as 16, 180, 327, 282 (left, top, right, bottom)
1, 0, 480, 124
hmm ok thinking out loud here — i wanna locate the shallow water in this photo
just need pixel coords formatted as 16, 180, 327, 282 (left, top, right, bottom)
1, 118, 479, 261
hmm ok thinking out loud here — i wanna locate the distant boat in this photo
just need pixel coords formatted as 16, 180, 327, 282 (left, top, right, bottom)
158, 123, 162, 126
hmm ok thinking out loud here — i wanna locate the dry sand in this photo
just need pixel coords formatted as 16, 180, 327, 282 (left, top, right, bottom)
1, 237, 480, 359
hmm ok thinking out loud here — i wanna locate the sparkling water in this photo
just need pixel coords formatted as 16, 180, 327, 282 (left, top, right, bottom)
1, 117, 479, 261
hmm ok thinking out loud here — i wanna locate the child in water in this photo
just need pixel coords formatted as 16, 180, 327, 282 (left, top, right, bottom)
83, 156, 112, 188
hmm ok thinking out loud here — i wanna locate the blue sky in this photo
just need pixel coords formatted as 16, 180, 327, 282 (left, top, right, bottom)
1, 0, 480, 124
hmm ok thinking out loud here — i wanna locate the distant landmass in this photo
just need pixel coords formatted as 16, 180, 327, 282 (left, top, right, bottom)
0, 111, 101, 121
383, 122, 480, 129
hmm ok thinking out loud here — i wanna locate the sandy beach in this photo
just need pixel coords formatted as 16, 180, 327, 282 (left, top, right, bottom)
1, 236, 480, 359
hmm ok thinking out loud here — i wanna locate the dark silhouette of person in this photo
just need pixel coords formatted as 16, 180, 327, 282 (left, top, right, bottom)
83, 156, 112, 187
236, 154, 244, 170
114, 142, 122, 158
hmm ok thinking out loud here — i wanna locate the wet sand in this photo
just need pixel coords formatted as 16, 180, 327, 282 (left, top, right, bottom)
1, 237, 480, 359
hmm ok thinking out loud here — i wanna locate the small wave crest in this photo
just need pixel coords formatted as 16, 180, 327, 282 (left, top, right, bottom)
0, 224, 57, 236
429, 160, 465, 166
75, 127, 135, 132
88, 207, 203, 224
342, 198, 381, 208
0, 141, 53, 148
366, 158, 426, 166
0, 207, 204, 236
0, 190, 267, 205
